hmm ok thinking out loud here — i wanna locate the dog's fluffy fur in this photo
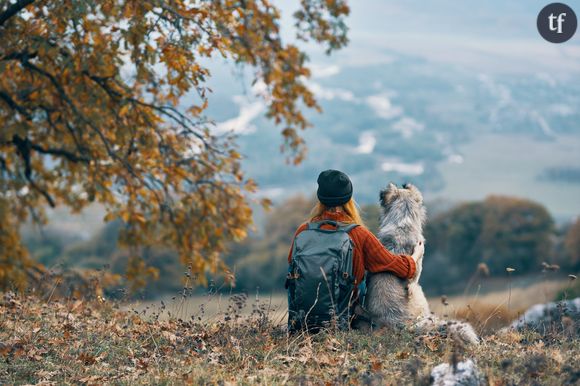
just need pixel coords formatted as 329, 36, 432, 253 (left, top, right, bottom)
354, 183, 479, 345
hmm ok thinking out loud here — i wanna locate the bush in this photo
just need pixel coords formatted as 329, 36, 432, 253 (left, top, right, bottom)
422, 196, 554, 294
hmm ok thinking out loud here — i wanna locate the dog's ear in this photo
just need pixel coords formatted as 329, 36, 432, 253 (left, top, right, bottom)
380, 182, 398, 207
404, 183, 423, 204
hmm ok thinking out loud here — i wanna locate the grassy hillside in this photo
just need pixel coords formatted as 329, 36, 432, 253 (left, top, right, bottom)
1, 295, 578, 385
2, 283, 578, 384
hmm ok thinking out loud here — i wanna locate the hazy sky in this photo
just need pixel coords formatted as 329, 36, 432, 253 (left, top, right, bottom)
294, 0, 580, 76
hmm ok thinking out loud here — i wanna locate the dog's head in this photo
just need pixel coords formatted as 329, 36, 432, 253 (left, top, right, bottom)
379, 182, 426, 225
380, 182, 423, 206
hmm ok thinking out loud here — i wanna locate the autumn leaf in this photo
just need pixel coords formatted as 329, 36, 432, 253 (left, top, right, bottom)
396, 351, 411, 359
424, 336, 440, 352
78, 352, 97, 365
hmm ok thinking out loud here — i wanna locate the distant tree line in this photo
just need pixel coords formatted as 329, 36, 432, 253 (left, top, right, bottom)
423, 196, 558, 294
226, 195, 579, 296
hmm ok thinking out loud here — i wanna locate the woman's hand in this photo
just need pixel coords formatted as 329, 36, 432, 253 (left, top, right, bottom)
411, 240, 424, 263
410, 240, 424, 281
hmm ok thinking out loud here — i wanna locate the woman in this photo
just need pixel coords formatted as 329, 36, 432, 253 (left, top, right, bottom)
286, 169, 423, 331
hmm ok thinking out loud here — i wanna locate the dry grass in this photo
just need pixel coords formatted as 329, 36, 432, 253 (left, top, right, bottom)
453, 303, 516, 336
1, 289, 579, 385
128, 292, 288, 324
429, 280, 567, 316
428, 279, 570, 336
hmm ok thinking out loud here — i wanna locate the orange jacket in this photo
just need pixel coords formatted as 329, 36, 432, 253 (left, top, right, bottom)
287, 210, 416, 285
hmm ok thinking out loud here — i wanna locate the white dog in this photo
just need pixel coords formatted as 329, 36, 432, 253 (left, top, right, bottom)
355, 183, 479, 345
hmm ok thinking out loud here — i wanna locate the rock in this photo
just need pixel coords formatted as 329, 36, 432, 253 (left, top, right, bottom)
509, 297, 580, 335
430, 359, 482, 386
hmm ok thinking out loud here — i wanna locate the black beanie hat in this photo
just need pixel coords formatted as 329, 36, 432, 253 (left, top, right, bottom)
317, 169, 353, 207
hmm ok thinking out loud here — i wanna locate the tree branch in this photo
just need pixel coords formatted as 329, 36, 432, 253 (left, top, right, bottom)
83, 71, 212, 151
29, 142, 90, 163
0, 90, 89, 164
11, 134, 56, 207
0, 0, 35, 27
0, 89, 33, 120
1, 50, 37, 62
7, 134, 90, 164
28, 178, 56, 207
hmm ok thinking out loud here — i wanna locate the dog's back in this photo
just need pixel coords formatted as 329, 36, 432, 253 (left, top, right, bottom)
365, 272, 408, 327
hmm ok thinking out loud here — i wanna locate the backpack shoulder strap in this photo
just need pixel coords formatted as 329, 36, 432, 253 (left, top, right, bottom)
340, 223, 359, 232
307, 220, 338, 230
307, 220, 359, 232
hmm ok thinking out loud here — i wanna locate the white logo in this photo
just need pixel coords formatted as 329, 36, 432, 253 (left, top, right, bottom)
548, 12, 567, 33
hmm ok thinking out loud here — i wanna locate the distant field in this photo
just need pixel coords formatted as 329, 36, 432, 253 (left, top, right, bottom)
435, 134, 580, 220
428, 279, 567, 317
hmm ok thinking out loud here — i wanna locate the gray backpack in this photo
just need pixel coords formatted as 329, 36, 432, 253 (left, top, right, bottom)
286, 220, 359, 332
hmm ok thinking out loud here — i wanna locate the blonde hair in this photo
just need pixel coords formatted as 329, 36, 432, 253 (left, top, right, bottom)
309, 198, 365, 226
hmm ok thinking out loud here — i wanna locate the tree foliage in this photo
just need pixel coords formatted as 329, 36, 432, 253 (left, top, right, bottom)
0, 0, 349, 290
424, 196, 554, 291
0, 197, 37, 290
564, 217, 580, 267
